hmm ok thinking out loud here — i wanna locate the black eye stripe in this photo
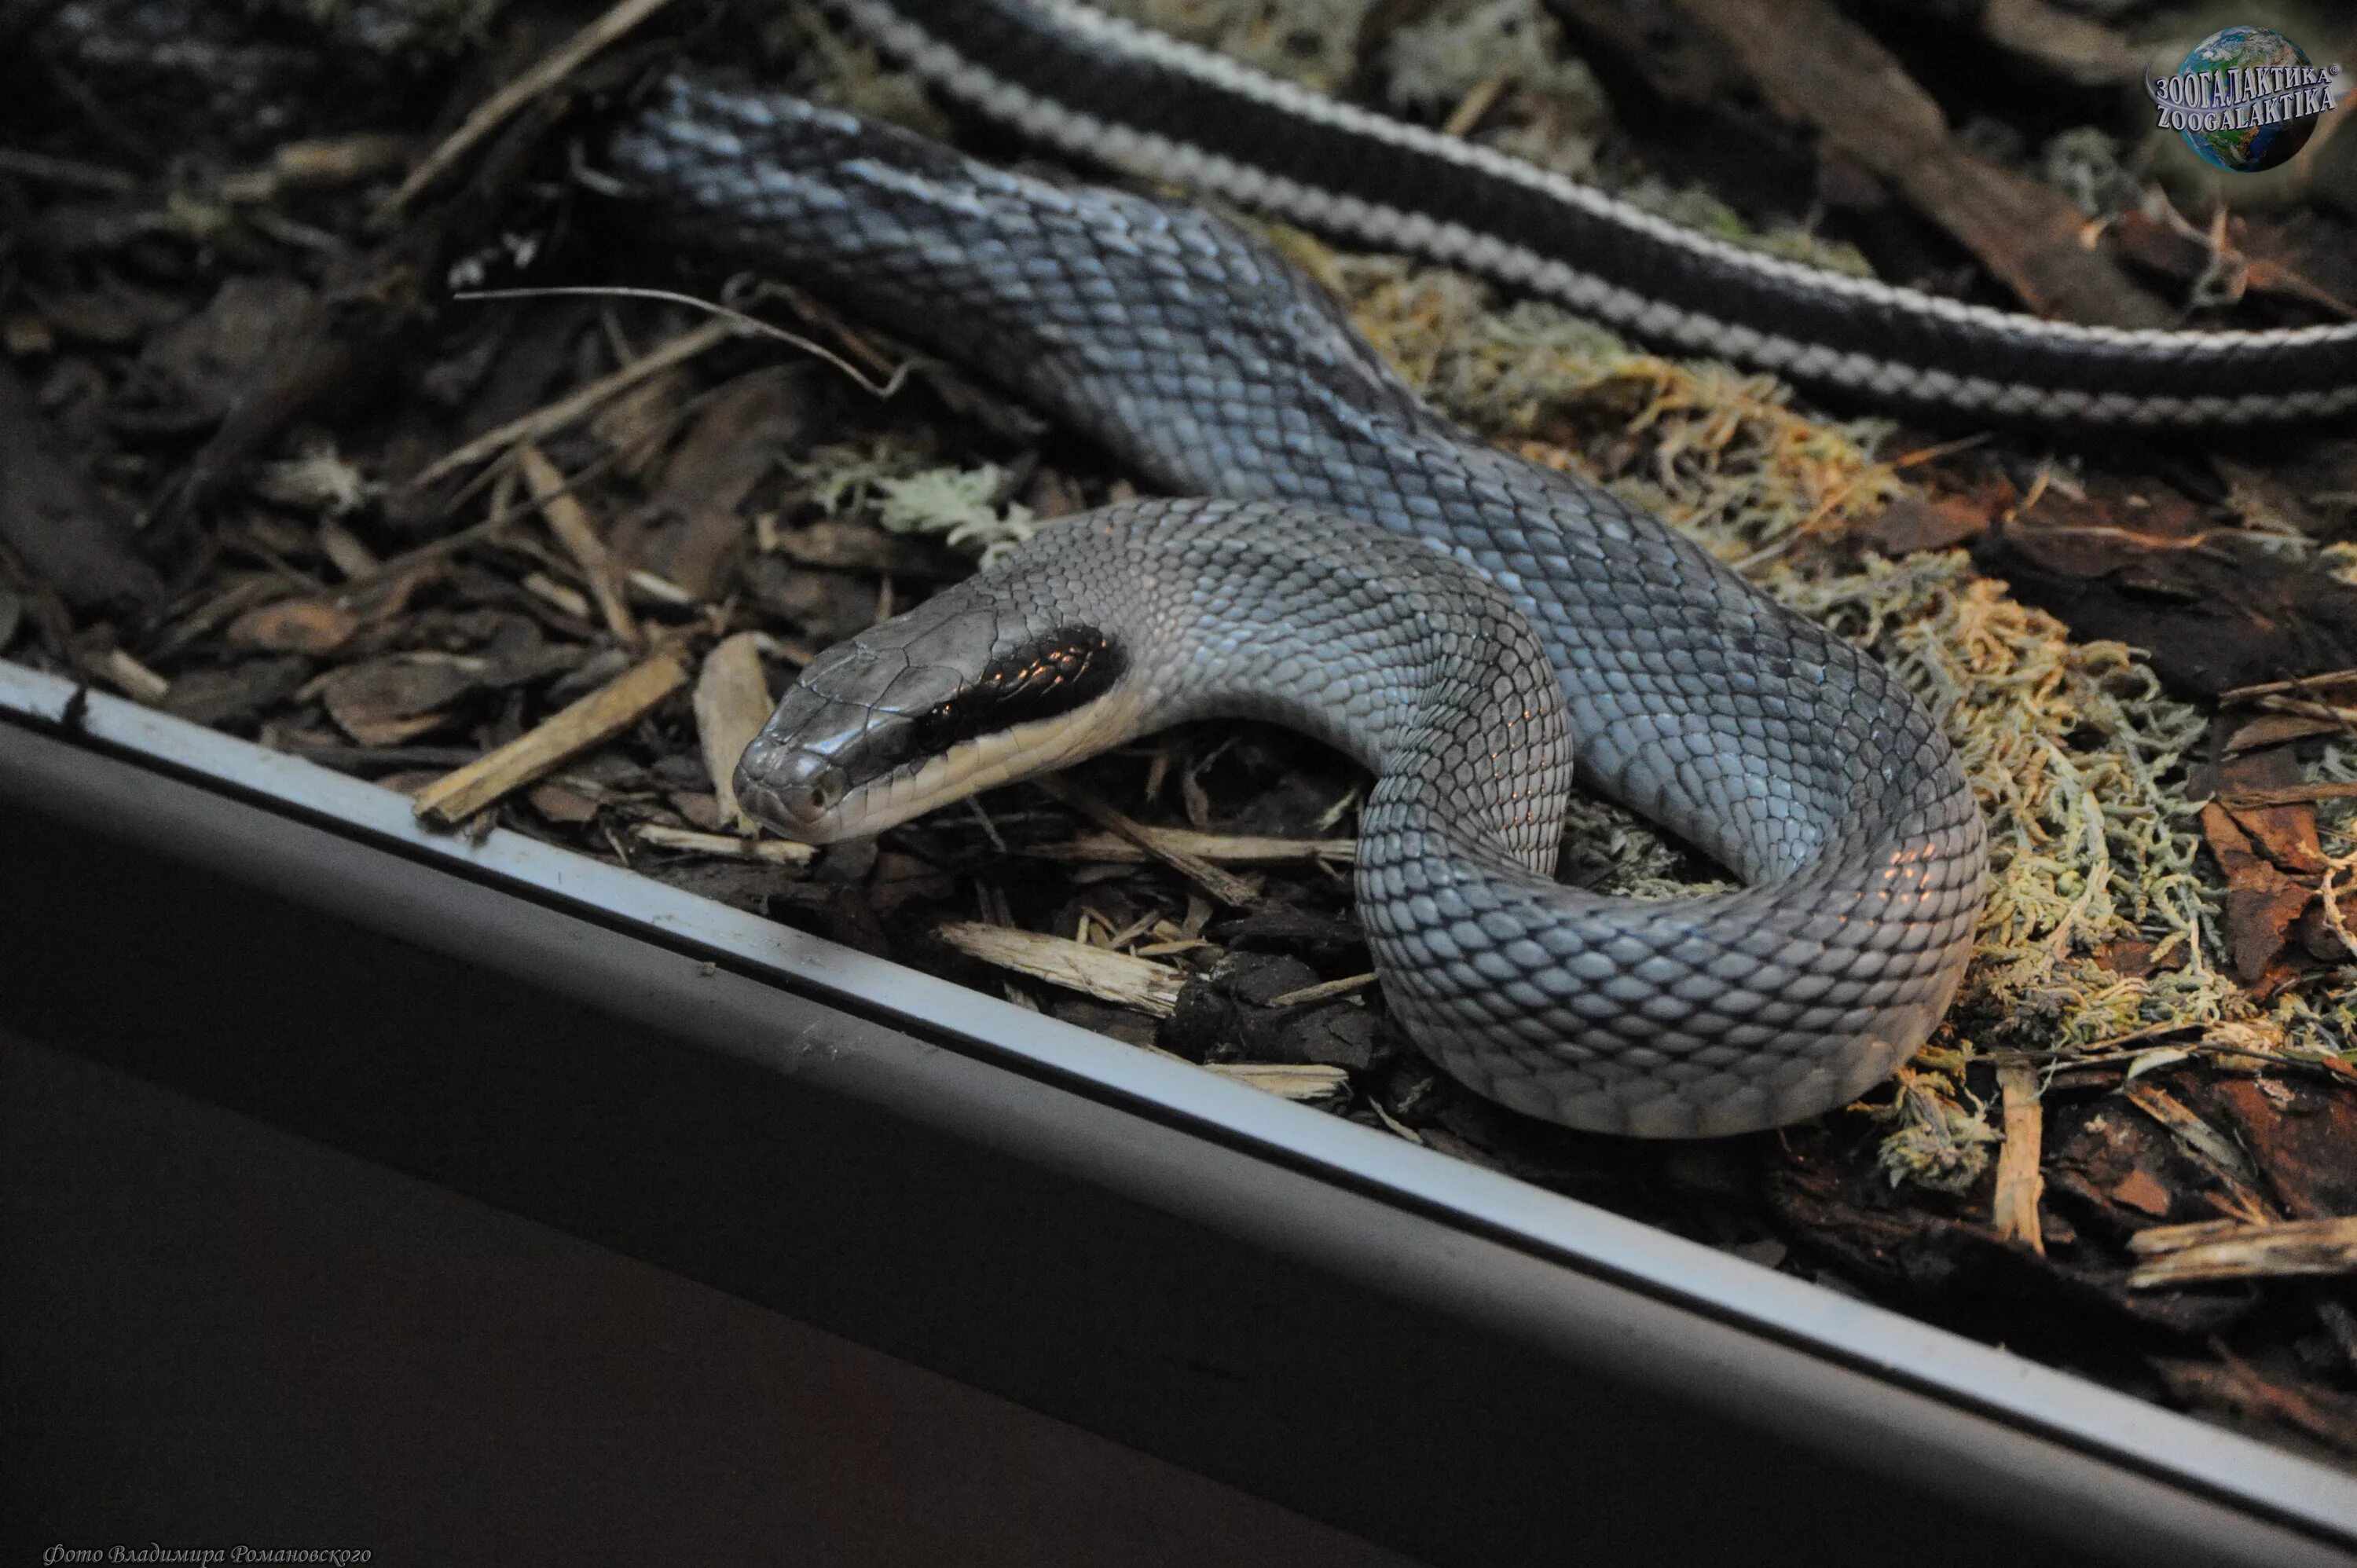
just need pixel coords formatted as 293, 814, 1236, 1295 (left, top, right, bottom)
911, 626, 1126, 753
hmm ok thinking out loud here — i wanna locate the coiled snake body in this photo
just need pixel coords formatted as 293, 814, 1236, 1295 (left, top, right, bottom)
614, 68, 1988, 1137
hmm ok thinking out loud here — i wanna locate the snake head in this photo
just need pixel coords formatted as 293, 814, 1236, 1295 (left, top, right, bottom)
735, 581, 1134, 843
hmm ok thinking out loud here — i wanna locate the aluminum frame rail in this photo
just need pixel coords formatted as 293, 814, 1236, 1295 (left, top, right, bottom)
4, 658, 2353, 1567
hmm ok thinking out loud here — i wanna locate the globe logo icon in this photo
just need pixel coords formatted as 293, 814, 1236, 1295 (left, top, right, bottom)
2150, 26, 2340, 174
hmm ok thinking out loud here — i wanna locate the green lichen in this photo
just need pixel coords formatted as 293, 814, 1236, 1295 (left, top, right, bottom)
789, 439, 1038, 565
874, 465, 1039, 565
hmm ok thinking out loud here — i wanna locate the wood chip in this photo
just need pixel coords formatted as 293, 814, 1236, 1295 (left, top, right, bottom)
413, 653, 686, 826
2122, 1082, 2275, 1224
1020, 826, 1356, 866
1203, 1062, 1351, 1102
527, 782, 600, 824
318, 653, 482, 746
518, 444, 636, 646
2109, 1166, 2174, 1218
379, 0, 681, 215
2199, 802, 2316, 985
2218, 745, 2328, 874
266, 133, 419, 189
406, 318, 734, 490
632, 823, 814, 864
1992, 1059, 2046, 1255
693, 632, 773, 834
317, 519, 379, 580
935, 921, 1186, 1017
0, 363, 163, 607
223, 561, 438, 656
625, 568, 696, 606
1030, 777, 1262, 907
98, 647, 169, 705
2223, 713, 2348, 755
2130, 1216, 2357, 1288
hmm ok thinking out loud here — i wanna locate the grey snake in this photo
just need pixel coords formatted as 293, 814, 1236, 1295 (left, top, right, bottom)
610, 55, 1989, 1136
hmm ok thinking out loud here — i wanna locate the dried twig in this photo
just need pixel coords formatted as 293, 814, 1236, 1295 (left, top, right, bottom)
517, 444, 637, 646
413, 653, 687, 826
1031, 776, 1261, 907
2220, 669, 2357, 705
405, 318, 735, 491
379, 0, 680, 215
456, 286, 916, 398
0, 146, 140, 194
1266, 973, 1380, 1009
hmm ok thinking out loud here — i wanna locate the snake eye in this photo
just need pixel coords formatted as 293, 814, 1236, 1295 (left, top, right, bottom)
736, 736, 849, 830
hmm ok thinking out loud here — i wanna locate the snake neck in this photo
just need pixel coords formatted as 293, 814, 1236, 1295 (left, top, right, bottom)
1036, 503, 1575, 876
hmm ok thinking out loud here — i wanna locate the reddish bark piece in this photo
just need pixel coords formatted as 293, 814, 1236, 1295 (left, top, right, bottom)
225, 560, 442, 657
1861, 493, 1989, 555
2219, 746, 2328, 876
2200, 804, 2317, 986
2094, 937, 2161, 979
2111, 208, 2357, 320
2150, 1355, 2357, 1456
1977, 487, 2357, 699
2108, 1167, 2173, 1218
2213, 1079, 2357, 1222
228, 596, 363, 656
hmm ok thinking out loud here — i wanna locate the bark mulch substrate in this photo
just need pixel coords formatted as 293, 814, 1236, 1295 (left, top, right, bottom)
8, 0, 2357, 1470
